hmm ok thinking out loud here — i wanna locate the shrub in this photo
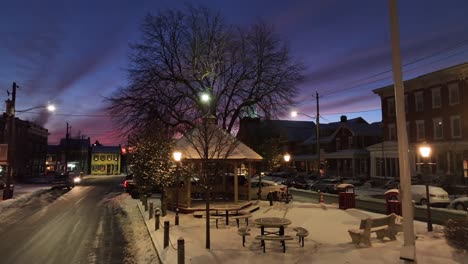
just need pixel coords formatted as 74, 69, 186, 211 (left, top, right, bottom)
444, 218, 468, 251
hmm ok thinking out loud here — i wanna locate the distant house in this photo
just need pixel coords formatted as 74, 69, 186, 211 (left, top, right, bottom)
90, 146, 121, 175
48, 137, 91, 175
237, 115, 381, 178
370, 62, 468, 185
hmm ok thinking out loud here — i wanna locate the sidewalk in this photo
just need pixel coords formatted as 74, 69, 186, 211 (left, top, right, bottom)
135, 198, 467, 264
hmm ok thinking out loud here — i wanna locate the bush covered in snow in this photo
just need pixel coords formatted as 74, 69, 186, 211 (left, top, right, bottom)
444, 218, 468, 251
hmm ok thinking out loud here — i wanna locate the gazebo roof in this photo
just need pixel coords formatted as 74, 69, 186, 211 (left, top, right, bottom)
175, 126, 263, 161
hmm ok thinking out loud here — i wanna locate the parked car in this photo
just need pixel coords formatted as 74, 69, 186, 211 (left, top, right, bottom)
248, 180, 287, 200
448, 196, 468, 211
410, 185, 450, 207
124, 174, 137, 198
310, 178, 342, 193
51, 172, 74, 190
288, 177, 310, 190
384, 179, 400, 189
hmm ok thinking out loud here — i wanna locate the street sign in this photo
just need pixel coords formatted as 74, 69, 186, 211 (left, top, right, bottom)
0, 144, 8, 165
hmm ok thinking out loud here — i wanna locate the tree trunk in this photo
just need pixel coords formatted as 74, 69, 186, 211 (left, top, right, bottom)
161, 188, 167, 216
205, 186, 211, 249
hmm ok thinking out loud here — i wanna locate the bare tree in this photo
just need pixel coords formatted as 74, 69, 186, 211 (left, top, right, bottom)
177, 116, 239, 249
107, 6, 304, 135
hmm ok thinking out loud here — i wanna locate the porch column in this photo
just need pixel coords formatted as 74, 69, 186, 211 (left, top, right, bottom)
234, 161, 239, 204
352, 157, 356, 178
247, 162, 252, 201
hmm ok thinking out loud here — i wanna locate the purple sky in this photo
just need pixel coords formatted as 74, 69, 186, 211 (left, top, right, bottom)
2, 0, 468, 145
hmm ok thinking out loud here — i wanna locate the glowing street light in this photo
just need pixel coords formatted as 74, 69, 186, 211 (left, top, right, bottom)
173, 151, 182, 225
418, 143, 433, 232
200, 93, 210, 103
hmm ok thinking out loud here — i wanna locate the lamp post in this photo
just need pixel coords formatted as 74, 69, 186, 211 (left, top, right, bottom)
283, 153, 291, 204
419, 144, 433, 232
173, 151, 182, 226
291, 111, 320, 176
3, 82, 56, 200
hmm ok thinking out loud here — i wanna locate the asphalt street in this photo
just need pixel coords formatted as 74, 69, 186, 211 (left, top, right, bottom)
0, 175, 128, 264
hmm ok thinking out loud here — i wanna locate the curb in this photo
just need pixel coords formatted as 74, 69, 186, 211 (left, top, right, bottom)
136, 201, 164, 264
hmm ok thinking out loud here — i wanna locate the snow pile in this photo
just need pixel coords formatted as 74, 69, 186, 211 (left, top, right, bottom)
126, 198, 467, 264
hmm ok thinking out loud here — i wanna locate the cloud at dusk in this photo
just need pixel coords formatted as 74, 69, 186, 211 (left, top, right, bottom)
1, 0, 468, 145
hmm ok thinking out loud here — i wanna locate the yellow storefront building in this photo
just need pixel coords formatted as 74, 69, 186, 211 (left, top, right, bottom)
91, 146, 121, 175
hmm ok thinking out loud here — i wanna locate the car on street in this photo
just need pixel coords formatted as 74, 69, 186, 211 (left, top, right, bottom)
124, 174, 137, 198
448, 196, 468, 211
247, 179, 287, 200
410, 185, 450, 207
310, 178, 342, 193
51, 172, 74, 190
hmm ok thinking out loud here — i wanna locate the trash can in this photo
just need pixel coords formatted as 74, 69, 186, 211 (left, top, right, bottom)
337, 183, 355, 209
385, 189, 402, 215
2, 184, 14, 200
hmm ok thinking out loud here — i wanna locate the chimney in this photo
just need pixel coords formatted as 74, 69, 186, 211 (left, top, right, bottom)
340, 115, 347, 123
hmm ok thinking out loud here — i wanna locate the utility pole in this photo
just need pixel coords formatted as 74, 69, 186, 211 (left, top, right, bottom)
64, 122, 70, 173
388, 0, 416, 261
3, 82, 17, 200
315, 92, 321, 176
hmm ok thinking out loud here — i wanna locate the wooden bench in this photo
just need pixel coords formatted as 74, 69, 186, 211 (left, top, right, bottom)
293, 227, 309, 247
348, 213, 398, 247
232, 213, 253, 228
193, 211, 205, 218
255, 235, 294, 253
237, 227, 251, 247
193, 211, 223, 228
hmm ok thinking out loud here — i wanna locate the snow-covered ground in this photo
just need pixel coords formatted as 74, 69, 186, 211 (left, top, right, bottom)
2, 186, 466, 264
131, 197, 467, 264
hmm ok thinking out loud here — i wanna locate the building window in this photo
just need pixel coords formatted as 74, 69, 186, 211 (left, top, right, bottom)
448, 83, 460, 105
415, 120, 425, 141
348, 136, 353, 148
114, 155, 119, 161
451, 115, 461, 138
415, 91, 424, 112
93, 155, 98, 161
101, 165, 106, 171
387, 97, 395, 117
433, 118, 443, 139
107, 155, 112, 161
115, 165, 119, 172
432, 87, 441, 109
388, 124, 396, 141
100, 155, 105, 161
336, 138, 341, 150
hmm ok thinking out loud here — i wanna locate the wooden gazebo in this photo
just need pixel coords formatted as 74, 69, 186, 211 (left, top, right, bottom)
168, 126, 263, 209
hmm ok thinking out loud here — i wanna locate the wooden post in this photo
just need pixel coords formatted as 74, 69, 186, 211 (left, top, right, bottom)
178, 237, 185, 264
155, 208, 160, 231
164, 221, 170, 248
247, 162, 252, 201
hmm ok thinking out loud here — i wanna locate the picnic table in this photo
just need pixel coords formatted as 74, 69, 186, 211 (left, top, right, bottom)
253, 217, 292, 236
212, 205, 242, 225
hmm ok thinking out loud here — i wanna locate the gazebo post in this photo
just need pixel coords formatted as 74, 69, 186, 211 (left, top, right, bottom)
186, 172, 191, 208
234, 161, 239, 205
247, 161, 252, 201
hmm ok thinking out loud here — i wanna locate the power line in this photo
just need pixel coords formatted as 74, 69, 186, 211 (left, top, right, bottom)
318, 38, 468, 96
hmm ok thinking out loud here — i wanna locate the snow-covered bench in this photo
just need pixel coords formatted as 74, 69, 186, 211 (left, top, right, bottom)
293, 227, 309, 247
255, 235, 294, 253
232, 213, 252, 227
237, 227, 251, 247
348, 213, 398, 247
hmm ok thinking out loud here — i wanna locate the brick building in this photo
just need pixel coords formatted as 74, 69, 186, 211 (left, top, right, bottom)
369, 62, 468, 185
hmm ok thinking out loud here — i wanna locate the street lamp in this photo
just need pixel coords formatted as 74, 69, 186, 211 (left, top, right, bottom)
291, 111, 320, 176
418, 143, 433, 232
283, 153, 291, 204
173, 151, 182, 226
3, 82, 57, 200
